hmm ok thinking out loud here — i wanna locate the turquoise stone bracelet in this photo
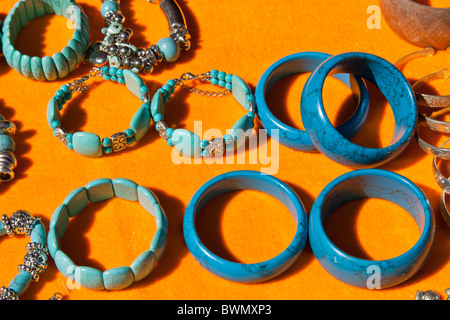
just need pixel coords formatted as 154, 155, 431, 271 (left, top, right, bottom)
151, 70, 256, 158
47, 66, 152, 157
0, 211, 48, 300
47, 178, 168, 291
2, 0, 90, 81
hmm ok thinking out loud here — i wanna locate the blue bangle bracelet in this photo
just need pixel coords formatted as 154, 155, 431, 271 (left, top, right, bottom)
301, 52, 417, 167
309, 169, 435, 289
183, 170, 308, 283
255, 52, 370, 151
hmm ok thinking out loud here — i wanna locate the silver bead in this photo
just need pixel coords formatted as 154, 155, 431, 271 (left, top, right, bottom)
150, 45, 163, 63
133, 58, 144, 70
0, 120, 16, 137
0, 287, 18, 300
19, 242, 49, 282
119, 46, 131, 57
143, 62, 154, 74
8, 210, 39, 236
416, 290, 440, 300
204, 138, 225, 157
111, 132, 127, 152
54, 126, 68, 146
118, 30, 131, 42
108, 44, 119, 55
137, 48, 146, 57
122, 56, 133, 68
0, 151, 17, 183
156, 121, 169, 141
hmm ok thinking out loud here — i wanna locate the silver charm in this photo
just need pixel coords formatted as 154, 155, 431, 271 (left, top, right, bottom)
0, 286, 18, 300
18, 242, 49, 282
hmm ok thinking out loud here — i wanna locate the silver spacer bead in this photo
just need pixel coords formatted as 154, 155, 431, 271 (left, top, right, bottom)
18, 242, 49, 282
0, 286, 18, 300
54, 126, 68, 146
6, 210, 39, 236
416, 290, 440, 300
0, 151, 17, 183
204, 138, 225, 157
156, 121, 169, 141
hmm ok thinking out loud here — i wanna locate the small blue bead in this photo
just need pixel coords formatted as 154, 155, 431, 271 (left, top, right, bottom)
225, 83, 232, 90
116, 69, 124, 78
67, 142, 73, 150
167, 137, 173, 147
126, 136, 135, 145
118, 78, 125, 84
140, 86, 149, 93
111, 76, 118, 82
101, 1, 120, 17
166, 128, 174, 137
218, 80, 226, 87
154, 113, 162, 122
102, 137, 111, 147
60, 85, 69, 92
101, 66, 110, 75
246, 111, 255, 119
162, 84, 171, 92
201, 139, 209, 148
109, 67, 117, 76
210, 78, 218, 85
103, 75, 111, 81
104, 146, 112, 154
246, 94, 255, 102
167, 79, 175, 87
51, 120, 60, 129
218, 71, 226, 80
225, 74, 233, 82
223, 134, 233, 144
210, 69, 218, 78
125, 129, 135, 138
157, 37, 180, 63
66, 133, 73, 142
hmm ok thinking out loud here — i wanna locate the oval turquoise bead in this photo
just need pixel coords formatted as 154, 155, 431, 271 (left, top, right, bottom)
8, 271, 32, 297
130, 106, 151, 142
47, 97, 61, 127
20, 54, 32, 79
232, 75, 252, 109
52, 52, 70, 79
171, 129, 202, 158
123, 69, 146, 99
74, 266, 105, 290
30, 221, 47, 245
157, 37, 180, 63
47, 228, 60, 257
103, 266, 135, 290
0, 134, 16, 152
30, 57, 45, 81
72, 132, 103, 157
62, 46, 78, 72
150, 90, 165, 118
150, 228, 167, 261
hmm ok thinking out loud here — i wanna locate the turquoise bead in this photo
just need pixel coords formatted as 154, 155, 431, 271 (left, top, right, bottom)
42, 56, 58, 81
11, 50, 22, 74
8, 271, 32, 297
63, 186, 88, 217
61, 46, 78, 72
31, 57, 45, 81
24, 0, 35, 21
157, 37, 180, 63
230, 114, 255, 144
101, 0, 120, 17
52, 0, 63, 15
154, 204, 168, 233
47, 97, 61, 127
0, 135, 16, 152
20, 55, 32, 79
171, 129, 202, 158
30, 221, 47, 245
150, 228, 167, 261
54, 250, 76, 278
112, 178, 138, 201
137, 185, 158, 215
123, 69, 146, 99
47, 228, 60, 257
150, 89, 165, 118
130, 251, 156, 282
85, 178, 114, 203
32, 0, 45, 18
52, 52, 69, 78
50, 204, 70, 238
130, 106, 151, 142
232, 75, 252, 109
103, 267, 135, 290
72, 132, 103, 157
68, 38, 84, 65
74, 266, 105, 290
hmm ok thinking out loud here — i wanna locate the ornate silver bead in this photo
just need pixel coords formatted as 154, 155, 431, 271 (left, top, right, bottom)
204, 138, 225, 157
18, 242, 49, 282
111, 132, 127, 152
416, 290, 440, 300
4, 210, 39, 236
54, 126, 68, 146
156, 121, 169, 141
0, 151, 17, 183
0, 286, 18, 300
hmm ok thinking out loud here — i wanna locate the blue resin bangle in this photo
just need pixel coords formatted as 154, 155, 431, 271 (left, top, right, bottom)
2, 0, 90, 81
309, 169, 435, 289
301, 52, 417, 168
151, 71, 256, 158
47, 178, 168, 291
183, 170, 308, 283
0, 211, 48, 300
47, 67, 152, 157
255, 51, 370, 151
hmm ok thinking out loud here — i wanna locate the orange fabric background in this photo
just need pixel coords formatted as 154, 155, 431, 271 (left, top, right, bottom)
0, 0, 449, 300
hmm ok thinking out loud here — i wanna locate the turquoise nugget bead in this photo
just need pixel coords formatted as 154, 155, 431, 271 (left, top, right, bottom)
131, 251, 156, 282
74, 266, 105, 290
157, 37, 180, 63
72, 132, 103, 157
171, 129, 202, 158
130, 107, 151, 141
0, 134, 16, 152
8, 271, 32, 297
103, 267, 135, 290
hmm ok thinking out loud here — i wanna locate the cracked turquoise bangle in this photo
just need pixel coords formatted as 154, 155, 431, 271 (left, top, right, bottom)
47, 67, 151, 157
150, 70, 256, 158
2, 0, 90, 81
301, 52, 417, 168
255, 51, 370, 152
183, 170, 308, 283
309, 169, 435, 289
47, 178, 168, 291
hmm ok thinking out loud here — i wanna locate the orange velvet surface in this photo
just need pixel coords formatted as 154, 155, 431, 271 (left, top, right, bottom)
0, 0, 448, 300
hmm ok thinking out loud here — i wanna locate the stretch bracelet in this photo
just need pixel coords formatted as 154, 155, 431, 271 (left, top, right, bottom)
0, 211, 48, 300
151, 70, 256, 158
47, 178, 168, 290
309, 169, 435, 289
183, 170, 308, 283
47, 66, 152, 157
0, 113, 17, 182
255, 51, 370, 151
2, 0, 90, 81
395, 47, 449, 108
301, 52, 417, 168
85, 0, 190, 74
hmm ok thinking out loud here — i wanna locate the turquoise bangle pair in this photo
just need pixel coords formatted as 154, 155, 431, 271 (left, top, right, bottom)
151, 70, 256, 158
2, 0, 90, 81
184, 170, 434, 288
0, 211, 48, 300
47, 66, 152, 157
47, 178, 168, 291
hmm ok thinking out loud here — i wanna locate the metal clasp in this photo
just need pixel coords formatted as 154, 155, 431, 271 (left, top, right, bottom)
68, 67, 103, 93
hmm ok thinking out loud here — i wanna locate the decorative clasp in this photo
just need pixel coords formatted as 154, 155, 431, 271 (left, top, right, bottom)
175, 71, 229, 97
67, 68, 103, 93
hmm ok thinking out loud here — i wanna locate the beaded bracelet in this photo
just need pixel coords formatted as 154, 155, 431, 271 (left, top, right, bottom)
0, 211, 48, 300
85, 0, 191, 74
151, 70, 256, 158
47, 178, 168, 290
47, 66, 152, 157
2, 0, 90, 81
0, 113, 17, 182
